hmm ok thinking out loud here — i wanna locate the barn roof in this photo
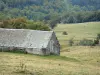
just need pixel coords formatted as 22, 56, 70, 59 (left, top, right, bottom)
0, 28, 53, 49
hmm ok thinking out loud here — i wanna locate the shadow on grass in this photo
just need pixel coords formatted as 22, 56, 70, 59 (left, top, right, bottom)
0, 51, 79, 62
38, 55, 80, 62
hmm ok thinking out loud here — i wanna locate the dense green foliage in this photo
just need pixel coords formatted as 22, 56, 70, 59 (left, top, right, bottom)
0, 17, 27, 29
0, 0, 100, 28
27, 21, 50, 31
79, 39, 94, 46
60, 11, 100, 23
0, 0, 66, 20
70, 0, 100, 10
0, 18, 50, 31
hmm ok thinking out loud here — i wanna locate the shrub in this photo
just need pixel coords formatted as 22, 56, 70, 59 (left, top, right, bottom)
79, 39, 94, 46
62, 31, 68, 35
68, 38, 74, 46
97, 33, 100, 40
0, 18, 51, 31
27, 21, 50, 31
94, 39, 99, 45
0, 17, 27, 29
93, 33, 100, 45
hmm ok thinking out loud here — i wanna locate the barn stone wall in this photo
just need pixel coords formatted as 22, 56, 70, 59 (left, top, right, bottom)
25, 48, 50, 55
0, 46, 50, 55
47, 32, 60, 55
0, 46, 26, 53
0, 46, 9, 52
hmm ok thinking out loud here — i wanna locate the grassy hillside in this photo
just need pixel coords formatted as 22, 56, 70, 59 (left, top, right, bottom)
0, 46, 100, 75
54, 22, 100, 49
0, 22, 100, 75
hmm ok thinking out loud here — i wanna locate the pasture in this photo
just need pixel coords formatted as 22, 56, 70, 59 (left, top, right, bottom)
0, 22, 100, 75
0, 46, 100, 75
54, 22, 100, 49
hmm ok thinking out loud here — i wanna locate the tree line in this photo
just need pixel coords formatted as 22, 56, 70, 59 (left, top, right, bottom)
49, 11, 100, 28
0, 0, 100, 29
0, 17, 50, 31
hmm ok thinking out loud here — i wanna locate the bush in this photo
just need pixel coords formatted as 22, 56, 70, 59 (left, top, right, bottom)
0, 18, 51, 31
62, 31, 68, 35
93, 33, 100, 45
68, 38, 74, 46
79, 39, 94, 46
27, 21, 50, 31
0, 17, 27, 29
94, 39, 99, 45
97, 33, 100, 40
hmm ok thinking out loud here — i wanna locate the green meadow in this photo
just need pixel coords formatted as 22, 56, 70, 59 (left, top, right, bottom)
54, 22, 100, 49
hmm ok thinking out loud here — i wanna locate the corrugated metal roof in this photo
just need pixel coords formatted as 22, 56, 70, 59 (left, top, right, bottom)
0, 28, 53, 48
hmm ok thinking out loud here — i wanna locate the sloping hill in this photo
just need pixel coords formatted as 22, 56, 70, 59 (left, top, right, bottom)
54, 22, 100, 49
0, 22, 100, 75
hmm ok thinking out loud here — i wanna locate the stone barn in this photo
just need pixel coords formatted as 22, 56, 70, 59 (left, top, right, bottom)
0, 28, 60, 55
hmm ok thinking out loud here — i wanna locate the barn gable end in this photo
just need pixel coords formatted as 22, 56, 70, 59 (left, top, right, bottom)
47, 32, 60, 55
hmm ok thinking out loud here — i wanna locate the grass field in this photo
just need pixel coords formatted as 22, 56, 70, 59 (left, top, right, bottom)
0, 46, 100, 75
0, 22, 100, 75
54, 22, 100, 50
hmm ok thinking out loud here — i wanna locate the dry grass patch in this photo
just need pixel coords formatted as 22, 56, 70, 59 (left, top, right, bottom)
0, 48, 100, 75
